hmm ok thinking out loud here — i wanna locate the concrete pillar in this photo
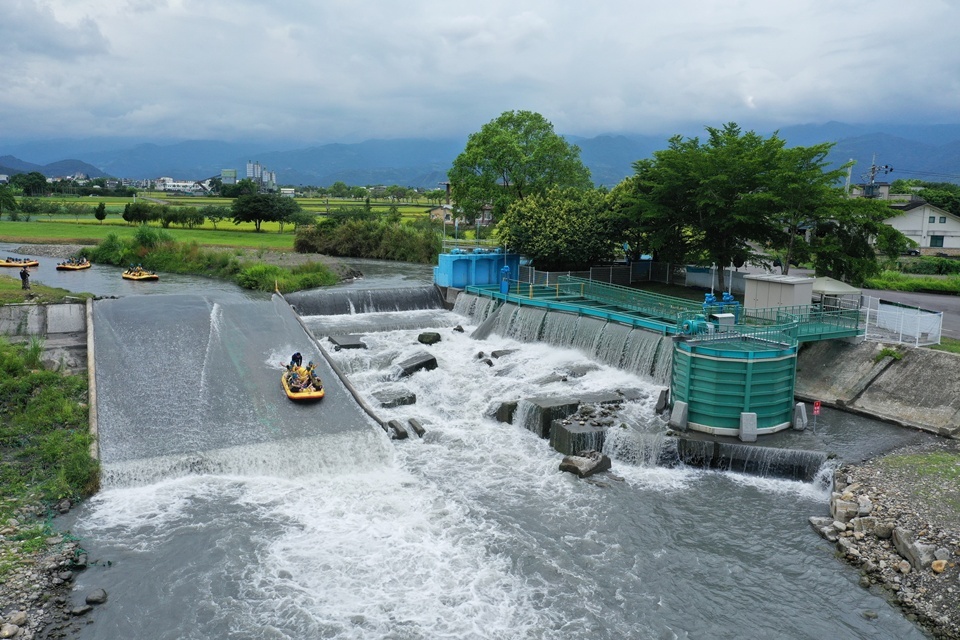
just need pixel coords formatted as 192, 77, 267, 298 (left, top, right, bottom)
739, 412, 758, 442
669, 400, 689, 430
793, 402, 808, 431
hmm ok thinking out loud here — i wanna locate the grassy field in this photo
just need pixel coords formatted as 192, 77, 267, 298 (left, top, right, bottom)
0, 220, 299, 250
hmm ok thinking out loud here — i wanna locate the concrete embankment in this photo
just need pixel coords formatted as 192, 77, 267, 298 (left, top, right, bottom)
0, 300, 89, 373
795, 340, 960, 439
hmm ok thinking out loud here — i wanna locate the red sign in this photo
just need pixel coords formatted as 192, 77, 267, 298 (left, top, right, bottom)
813, 401, 821, 416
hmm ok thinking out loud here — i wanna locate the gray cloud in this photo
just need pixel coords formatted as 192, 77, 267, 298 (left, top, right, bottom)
1, 0, 958, 143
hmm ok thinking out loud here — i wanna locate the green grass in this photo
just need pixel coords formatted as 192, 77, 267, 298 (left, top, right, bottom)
0, 337, 99, 578
864, 270, 960, 294
877, 450, 960, 515
0, 273, 94, 305
0, 219, 299, 250
928, 337, 960, 354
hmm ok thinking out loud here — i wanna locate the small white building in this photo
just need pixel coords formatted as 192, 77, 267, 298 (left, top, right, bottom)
884, 201, 960, 255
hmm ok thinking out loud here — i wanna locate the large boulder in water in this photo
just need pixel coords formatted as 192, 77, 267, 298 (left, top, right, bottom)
418, 332, 441, 345
559, 450, 611, 478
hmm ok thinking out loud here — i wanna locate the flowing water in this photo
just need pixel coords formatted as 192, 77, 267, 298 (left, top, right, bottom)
57, 260, 935, 639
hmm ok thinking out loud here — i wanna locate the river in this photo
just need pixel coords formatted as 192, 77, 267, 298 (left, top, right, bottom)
4, 243, 932, 639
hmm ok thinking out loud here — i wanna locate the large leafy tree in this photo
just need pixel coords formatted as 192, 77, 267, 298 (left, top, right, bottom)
756, 143, 851, 275
0, 185, 17, 217
448, 110, 592, 222
497, 187, 614, 271
232, 194, 300, 232
630, 123, 784, 289
811, 197, 907, 284
9, 172, 48, 197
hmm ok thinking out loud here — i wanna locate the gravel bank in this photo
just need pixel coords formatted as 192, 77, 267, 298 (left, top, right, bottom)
814, 439, 960, 639
0, 501, 102, 639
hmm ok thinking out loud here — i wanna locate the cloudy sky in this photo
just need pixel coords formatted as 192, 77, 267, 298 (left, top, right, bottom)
3, 0, 958, 145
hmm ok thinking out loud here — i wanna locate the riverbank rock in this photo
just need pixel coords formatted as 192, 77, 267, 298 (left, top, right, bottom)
811, 440, 960, 639
559, 450, 611, 478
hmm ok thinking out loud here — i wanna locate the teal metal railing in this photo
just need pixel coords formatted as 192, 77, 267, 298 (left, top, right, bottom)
557, 276, 704, 320
675, 310, 800, 349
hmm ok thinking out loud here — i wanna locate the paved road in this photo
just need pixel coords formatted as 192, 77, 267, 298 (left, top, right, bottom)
861, 288, 960, 340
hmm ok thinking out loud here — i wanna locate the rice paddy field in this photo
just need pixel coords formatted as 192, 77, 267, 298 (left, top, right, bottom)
3, 194, 442, 250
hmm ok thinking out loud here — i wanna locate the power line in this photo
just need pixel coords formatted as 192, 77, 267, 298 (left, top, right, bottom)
889, 168, 960, 181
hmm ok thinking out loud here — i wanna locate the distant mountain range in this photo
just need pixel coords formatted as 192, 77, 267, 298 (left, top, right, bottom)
0, 155, 107, 181
3, 122, 960, 188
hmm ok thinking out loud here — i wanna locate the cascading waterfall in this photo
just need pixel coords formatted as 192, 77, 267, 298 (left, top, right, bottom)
603, 425, 672, 467
456, 295, 671, 385
715, 443, 829, 482
286, 285, 445, 316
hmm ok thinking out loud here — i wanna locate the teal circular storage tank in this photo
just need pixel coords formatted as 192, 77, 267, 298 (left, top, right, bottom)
670, 327, 798, 436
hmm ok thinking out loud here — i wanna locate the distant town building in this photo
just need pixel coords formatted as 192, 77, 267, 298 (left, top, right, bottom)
221, 169, 237, 185
280, 187, 295, 197
154, 176, 208, 193
245, 161, 277, 192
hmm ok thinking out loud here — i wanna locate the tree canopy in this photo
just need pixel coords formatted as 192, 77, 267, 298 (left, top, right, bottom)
232, 194, 301, 232
0, 185, 17, 216
497, 187, 615, 271
448, 110, 592, 222
617, 123, 908, 287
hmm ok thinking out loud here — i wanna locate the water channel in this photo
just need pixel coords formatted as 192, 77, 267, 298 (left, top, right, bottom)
1, 243, 936, 639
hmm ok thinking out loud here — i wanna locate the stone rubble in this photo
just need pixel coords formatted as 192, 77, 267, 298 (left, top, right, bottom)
0, 501, 106, 639
812, 440, 960, 639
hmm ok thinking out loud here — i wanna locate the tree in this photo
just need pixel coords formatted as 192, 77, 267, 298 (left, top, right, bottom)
204, 205, 229, 230
810, 197, 904, 284
759, 143, 851, 274
0, 185, 17, 217
330, 181, 350, 198
497, 187, 615, 270
630, 124, 785, 290
221, 178, 259, 198
273, 197, 302, 233
610, 171, 692, 273
9, 172, 48, 197
448, 110, 592, 222
232, 194, 298, 232
94, 202, 107, 224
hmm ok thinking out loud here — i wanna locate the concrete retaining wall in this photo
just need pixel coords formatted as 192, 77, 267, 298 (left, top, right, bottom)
795, 340, 960, 438
0, 301, 86, 336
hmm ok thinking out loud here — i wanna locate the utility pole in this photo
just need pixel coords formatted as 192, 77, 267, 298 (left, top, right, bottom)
861, 154, 893, 198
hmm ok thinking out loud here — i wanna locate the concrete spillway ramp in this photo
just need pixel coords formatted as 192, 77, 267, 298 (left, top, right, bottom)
92, 294, 387, 487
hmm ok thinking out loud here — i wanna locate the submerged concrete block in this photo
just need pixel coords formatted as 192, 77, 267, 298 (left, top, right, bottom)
373, 388, 417, 408
387, 419, 409, 440
396, 351, 437, 377
407, 418, 426, 437
550, 420, 607, 456
655, 388, 669, 413
495, 401, 518, 424
520, 397, 580, 439
328, 335, 367, 350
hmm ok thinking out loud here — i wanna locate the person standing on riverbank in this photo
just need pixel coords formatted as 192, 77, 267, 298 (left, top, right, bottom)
19, 266, 30, 290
